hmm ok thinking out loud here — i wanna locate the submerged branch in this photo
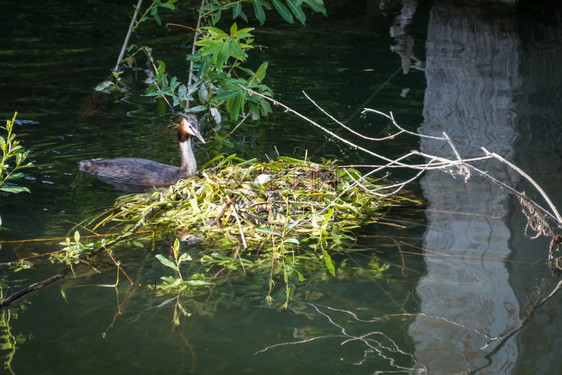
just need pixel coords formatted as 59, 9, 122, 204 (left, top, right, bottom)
480, 279, 562, 354
0, 204, 162, 309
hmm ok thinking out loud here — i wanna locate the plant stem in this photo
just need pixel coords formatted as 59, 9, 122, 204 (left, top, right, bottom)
114, 0, 144, 72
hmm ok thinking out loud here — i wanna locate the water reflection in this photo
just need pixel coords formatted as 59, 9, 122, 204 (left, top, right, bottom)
2, 0, 562, 374
410, 2, 562, 373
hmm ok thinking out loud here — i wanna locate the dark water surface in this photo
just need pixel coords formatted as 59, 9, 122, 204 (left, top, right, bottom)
1, 1, 561, 374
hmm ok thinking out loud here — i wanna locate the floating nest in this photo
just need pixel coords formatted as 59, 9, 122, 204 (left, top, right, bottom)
88, 154, 413, 305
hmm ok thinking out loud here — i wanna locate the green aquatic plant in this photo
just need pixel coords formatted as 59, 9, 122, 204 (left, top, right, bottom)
1, 112, 34, 229
50, 231, 96, 271
1, 153, 411, 314
0, 113, 33, 195
87, 154, 409, 309
0, 283, 28, 374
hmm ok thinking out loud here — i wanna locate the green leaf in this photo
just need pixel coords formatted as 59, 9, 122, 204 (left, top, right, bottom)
226, 91, 245, 121
302, 0, 327, 15
235, 27, 255, 39
283, 238, 300, 245
222, 138, 235, 149
214, 90, 240, 101
150, 5, 162, 25
0, 185, 30, 194
260, 99, 273, 116
321, 249, 335, 276
211, 8, 222, 25
198, 41, 223, 58
156, 254, 179, 272
6, 172, 25, 180
287, 219, 301, 231
160, 0, 177, 11
287, 0, 307, 25
273, 0, 294, 23
248, 101, 260, 118
232, 2, 242, 19
156, 60, 166, 75
322, 207, 334, 226
217, 40, 231, 68
256, 227, 282, 236
132, 240, 145, 248
253, 0, 266, 24
253, 62, 268, 82
237, 9, 249, 22
229, 41, 247, 61
186, 279, 212, 286
206, 26, 229, 39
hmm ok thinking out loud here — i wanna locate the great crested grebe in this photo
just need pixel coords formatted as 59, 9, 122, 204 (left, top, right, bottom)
79, 113, 205, 191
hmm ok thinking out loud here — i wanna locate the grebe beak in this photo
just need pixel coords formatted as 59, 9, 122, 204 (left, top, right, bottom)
192, 127, 206, 144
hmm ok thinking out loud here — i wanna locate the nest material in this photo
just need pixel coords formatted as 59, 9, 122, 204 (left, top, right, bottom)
111, 154, 401, 251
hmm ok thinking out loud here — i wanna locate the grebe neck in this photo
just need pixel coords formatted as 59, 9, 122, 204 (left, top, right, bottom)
179, 137, 197, 177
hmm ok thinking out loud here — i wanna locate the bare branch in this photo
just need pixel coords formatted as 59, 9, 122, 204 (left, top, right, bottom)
483, 148, 562, 224
246, 88, 562, 239
114, 0, 144, 72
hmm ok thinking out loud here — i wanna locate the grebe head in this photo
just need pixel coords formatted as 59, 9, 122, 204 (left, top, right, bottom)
178, 113, 205, 144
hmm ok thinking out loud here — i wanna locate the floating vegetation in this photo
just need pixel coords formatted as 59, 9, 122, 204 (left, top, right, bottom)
74, 154, 413, 314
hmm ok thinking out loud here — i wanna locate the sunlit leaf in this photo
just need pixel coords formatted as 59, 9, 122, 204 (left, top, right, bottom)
248, 62, 268, 85
6, 172, 25, 180
322, 208, 334, 226
186, 279, 212, 286
235, 27, 255, 39
283, 238, 300, 245
95, 80, 114, 92
321, 249, 335, 276
0, 185, 30, 194
256, 227, 282, 236
287, 219, 301, 231
205, 26, 228, 38
172, 238, 180, 259
156, 254, 179, 272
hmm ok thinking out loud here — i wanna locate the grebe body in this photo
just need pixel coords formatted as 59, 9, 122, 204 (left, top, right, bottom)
79, 113, 205, 191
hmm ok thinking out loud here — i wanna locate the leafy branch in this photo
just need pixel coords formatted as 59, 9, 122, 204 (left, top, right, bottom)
0, 113, 33, 195
100, 0, 326, 147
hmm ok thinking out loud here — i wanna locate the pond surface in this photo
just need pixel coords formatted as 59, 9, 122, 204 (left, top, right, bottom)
1, 1, 561, 374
